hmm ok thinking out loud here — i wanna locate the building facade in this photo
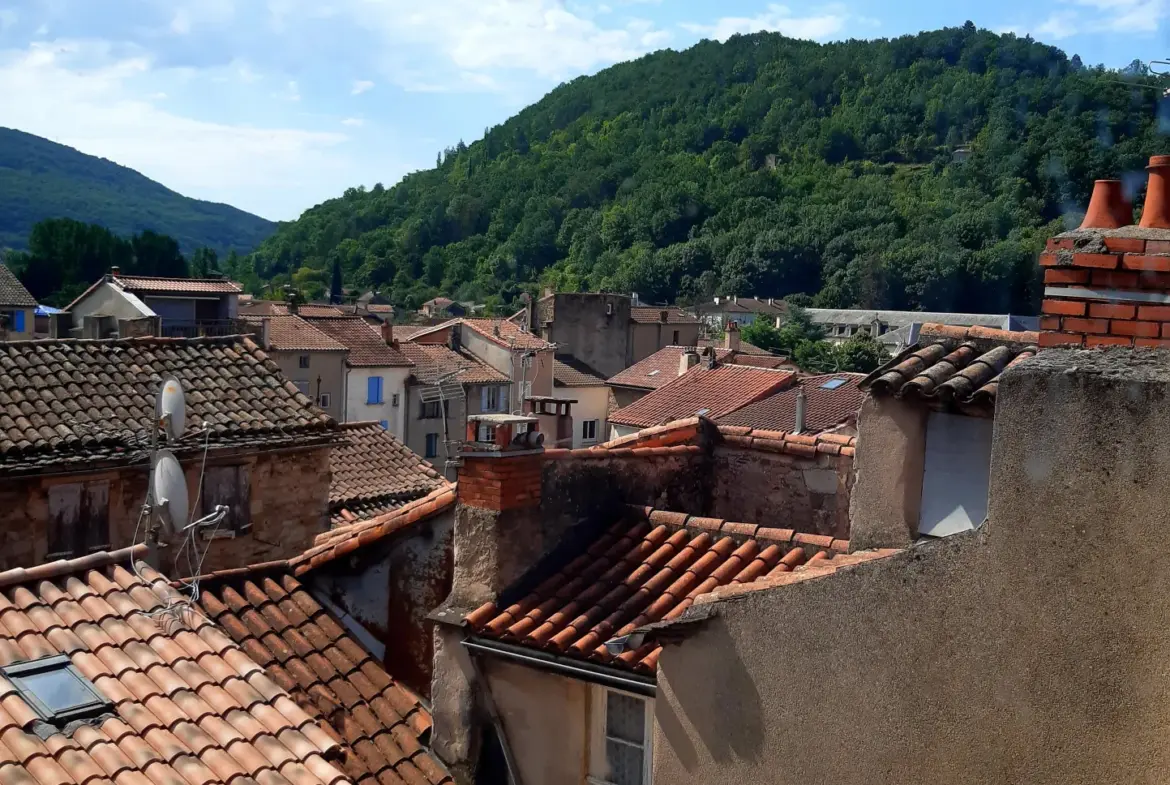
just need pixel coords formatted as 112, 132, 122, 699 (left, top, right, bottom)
0, 263, 36, 339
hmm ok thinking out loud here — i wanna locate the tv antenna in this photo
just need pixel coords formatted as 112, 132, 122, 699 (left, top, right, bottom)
142, 376, 228, 569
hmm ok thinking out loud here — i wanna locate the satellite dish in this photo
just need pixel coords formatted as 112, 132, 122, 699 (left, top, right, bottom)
151, 450, 189, 536
155, 376, 186, 443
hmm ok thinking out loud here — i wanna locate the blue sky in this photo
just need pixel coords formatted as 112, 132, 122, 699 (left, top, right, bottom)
0, 0, 1166, 222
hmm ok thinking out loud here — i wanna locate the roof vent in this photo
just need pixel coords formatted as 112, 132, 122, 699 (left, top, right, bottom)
794, 387, 807, 434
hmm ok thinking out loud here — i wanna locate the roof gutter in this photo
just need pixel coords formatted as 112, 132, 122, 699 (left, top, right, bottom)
463, 637, 656, 697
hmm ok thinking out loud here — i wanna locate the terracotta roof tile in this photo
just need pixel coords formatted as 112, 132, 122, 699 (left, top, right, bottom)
329, 423, 448, 526
0, 546, 350, 785
398, 344, 508, 385
242, 316, 348, 352
465, 506, 895, 673
0, 336, 336, 474
608, 347, 733, 391
861, 323, 1038, 414
0, 265, 35, 308
412, 319, 552, 351
241, 303, 348, 318
608, 364, 794, 429
392, 326, 436, 343
629, 307, 699, 325
696, 337, 774, 356
718, 373, 865, 433
302, 318, 411, 367
113, 276, 243, 295
195, 568, 450, 785
553, 355, 607, 387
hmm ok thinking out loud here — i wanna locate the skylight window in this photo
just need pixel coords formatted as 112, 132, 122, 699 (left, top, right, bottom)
820, 378, 848, 390
2, 655, 110, 725
696, 408, 711, 416
647, 369, 660, 376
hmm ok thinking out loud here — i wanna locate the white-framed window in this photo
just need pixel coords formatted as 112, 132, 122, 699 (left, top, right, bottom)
589, 686, 652, 785
318, 392, 332, 409
482, 385, 501, 412
477, 424, 497, 443
582, 419, 599, 443
519, 381, 532, 401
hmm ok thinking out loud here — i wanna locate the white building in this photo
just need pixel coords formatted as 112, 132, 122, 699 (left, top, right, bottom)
552, 355, 612, 448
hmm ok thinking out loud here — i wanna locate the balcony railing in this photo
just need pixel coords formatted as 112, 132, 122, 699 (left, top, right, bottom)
160, 319, 250, 338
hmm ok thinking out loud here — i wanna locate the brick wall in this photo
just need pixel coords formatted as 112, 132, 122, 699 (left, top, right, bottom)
457, 454, 543, 511
0, 445, 331, 575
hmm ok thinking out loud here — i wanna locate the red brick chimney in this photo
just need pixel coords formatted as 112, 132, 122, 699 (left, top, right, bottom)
458, 415, 544, 512
381, 319, 394, 347
1040, 155, 1170, 349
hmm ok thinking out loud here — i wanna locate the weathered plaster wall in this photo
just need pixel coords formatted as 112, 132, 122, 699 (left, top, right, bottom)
630, 321, 701, 365
0, 446, 331, 574
710, 446, 853, 539
481, 657, 589, 785
267, 349, 347, 421
545, 294, 632, 379
848, 395, 927, 550
654, 348, 1170, 785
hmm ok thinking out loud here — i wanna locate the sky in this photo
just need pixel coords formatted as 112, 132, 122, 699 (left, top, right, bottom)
0, 0, 1168, 223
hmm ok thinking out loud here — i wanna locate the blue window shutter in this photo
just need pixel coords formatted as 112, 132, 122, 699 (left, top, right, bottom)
376, 376, 384, 403
379, 420, 388, 430
13, 311, 24, 332
368, 376, 383, 404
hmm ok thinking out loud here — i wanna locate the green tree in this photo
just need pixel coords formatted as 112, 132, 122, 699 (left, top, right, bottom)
330, 258, 343, 303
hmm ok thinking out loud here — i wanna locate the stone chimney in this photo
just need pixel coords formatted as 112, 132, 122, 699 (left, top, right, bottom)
679, 349, 700, 376
660, 310, 669, 323
381, 319, 394, 346
725, 320, 741, 351
1040, 155, 1170, 349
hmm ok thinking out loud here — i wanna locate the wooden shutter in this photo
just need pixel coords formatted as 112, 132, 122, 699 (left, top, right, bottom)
13, 310, 24, 333
47, 483, 82, 558
84, 482, 110, 552
204, 466, 252, 535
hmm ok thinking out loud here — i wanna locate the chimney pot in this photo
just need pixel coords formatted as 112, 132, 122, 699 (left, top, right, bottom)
679, 350, 700, 377
1079, 179, 1130, 230
1141, 156, 1170, 229
795, 387, 807, 435
724, 321, 741, 352
660, 310, 669, 323
110, 266, 120, 276
381, 320, 393, 345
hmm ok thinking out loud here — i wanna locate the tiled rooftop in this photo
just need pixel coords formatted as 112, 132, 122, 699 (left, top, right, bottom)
465, 505, 894, 674
553, 355, 607, 387
697, 337, 773, 356
0, 336, 336, 473
608, 363, 794, 429
0, 545, 349, 785
195, 566, 451, 785
303, 318, 412, 367
608, 346, 732, 391
399, 343, 508, 385
330, 422, 449, 527
629, 307, 699, 325
240, 302, 348, 318
390, 326, 434, 343
861, 323, 1039, 415
0, 265, 36, 308
113, 275, 243, 294
243, 315, 349, 352
718, 373, 866, 433
444, 319, 553, 351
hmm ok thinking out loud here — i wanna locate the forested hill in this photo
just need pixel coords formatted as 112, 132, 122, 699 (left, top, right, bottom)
243, 23, 1168, 314
0, 128, 275, 254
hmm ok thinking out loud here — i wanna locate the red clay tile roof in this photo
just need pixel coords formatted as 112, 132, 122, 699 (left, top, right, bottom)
243, 315, 349, 352
399, 343, 508, 385
553, 355, 607, 387
569, 417, 856, 458
697, 337, 773, 356
465, 505, 895, 674
303, 318, 412, 367
0, 335, 336, 474
629, 307, 699, 325
608, 347, 732, 391
437, 319, 553, 351
861, 323, 1039, 415
718, 373, 865, 433
113, 275, 243, 294
0, 545, 349, 785
423, 298, 454, 308
728, 353, 793, 369
294, 487, 457, 576
330, 422, 449, 526
195, 567, 451, 785
241, 302, 348, 318
608, 364, 794, 429
0, 265, 35, 308
391, 326, 435, 343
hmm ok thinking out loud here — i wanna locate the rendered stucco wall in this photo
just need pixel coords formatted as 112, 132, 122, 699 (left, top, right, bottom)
345, 366, 410, 433
654, 347, 1170, 785
544, 294, 632, 378
553, 385, 610, 447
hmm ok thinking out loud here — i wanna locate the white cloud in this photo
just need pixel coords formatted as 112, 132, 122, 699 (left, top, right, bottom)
1035, 12, 1079, 39
1007, 0, 1169, 41
351, 79, 374, 94
275, 79, 300, 101
681, 3, 848, 42
341, 116, 363, 126
0, 40, 354, 220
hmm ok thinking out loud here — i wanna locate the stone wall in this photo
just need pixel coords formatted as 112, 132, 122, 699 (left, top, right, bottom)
0, 445, 332, 575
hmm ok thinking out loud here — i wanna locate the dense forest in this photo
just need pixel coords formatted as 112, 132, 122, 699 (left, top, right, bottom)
239, 23, 1170, 314
0, 128, 275, 255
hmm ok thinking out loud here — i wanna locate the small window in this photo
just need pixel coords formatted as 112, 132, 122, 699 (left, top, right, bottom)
477, 424, 497, 443
672, 330, 679, 344
379, 420, 389, 430
425, 433, 440, 458
318, 392, 332, 409
392, 393, 400, 407
420, 400, 442, 419
482, 385, 501, 412
2, 655, 110, 726
696, 407, 710, 416
298, 355, 310, 369
820, 378, 848, 390
47, 482, 110, 560
293, 380, 310, 395
647, 369, 660, 377
590, 688, 652, 785
203, 465, 251, 535
367, 376, 384, 405
582, 419, 599, 443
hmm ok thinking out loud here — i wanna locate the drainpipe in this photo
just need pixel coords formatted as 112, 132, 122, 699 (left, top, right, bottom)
794, 387, 807, 435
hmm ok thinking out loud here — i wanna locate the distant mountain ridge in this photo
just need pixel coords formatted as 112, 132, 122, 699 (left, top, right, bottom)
0, 127, 275, 254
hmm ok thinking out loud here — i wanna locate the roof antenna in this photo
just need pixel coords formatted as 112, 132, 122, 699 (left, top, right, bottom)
143, 376, 228, 569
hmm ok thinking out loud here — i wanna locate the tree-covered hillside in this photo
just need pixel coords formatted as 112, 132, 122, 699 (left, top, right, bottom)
0, 128, 275, 255
243, 23, 1167, 314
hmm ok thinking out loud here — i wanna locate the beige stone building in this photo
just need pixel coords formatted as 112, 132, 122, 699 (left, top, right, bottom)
0, 334, 341, 576
243, 313, 349, 421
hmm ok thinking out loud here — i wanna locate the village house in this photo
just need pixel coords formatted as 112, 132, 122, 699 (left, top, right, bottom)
304, 316, 414, 432
242, 313, 348, 421
421, 297, 465, 319
0, 334, 340, 576
66, 270, 243, 338
802, 307, 1039, 352
553, 355, 613, 448
716, 372, 866, 435
0, 263, 36, 339
694, 295, 785, 329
